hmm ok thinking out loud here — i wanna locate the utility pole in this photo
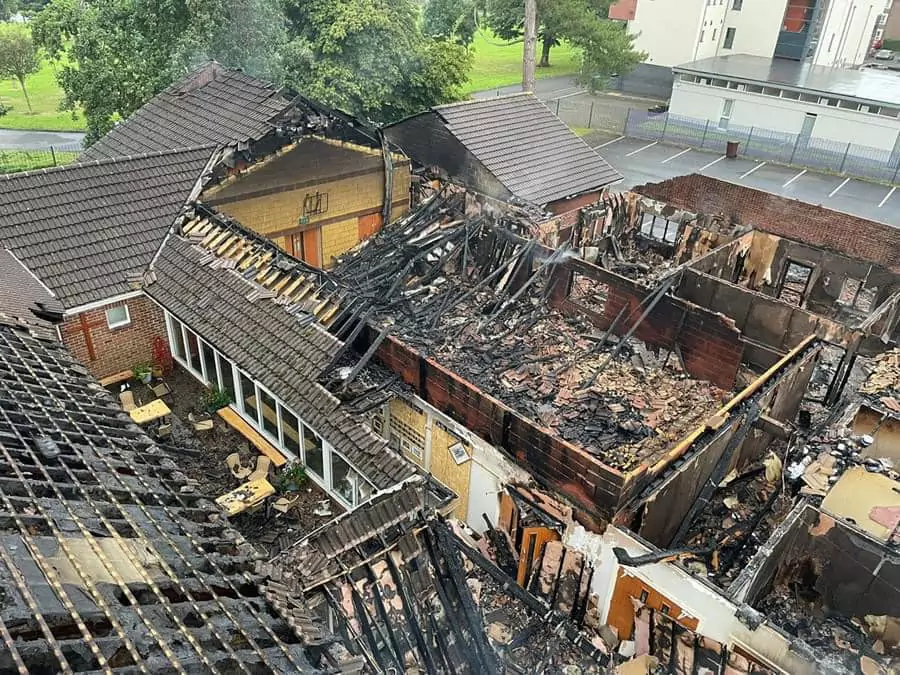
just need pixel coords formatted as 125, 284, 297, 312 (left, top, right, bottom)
523, 0, 537, 92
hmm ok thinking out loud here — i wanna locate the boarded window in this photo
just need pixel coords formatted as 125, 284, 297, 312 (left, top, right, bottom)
569, 272, 608, 315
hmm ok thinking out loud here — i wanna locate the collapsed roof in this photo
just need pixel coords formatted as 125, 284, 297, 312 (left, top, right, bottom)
0, 319, 316, 672
384, 93, 621, 206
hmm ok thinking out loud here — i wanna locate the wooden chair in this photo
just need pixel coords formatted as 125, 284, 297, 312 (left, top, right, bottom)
119, 389, 136, 412
272, 494, 300, 516
226, 453, 251, 480
247, 455, 272, 482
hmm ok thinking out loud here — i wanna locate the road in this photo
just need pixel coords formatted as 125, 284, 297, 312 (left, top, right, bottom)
0, 128, 84, 150
593, 135, 900, 227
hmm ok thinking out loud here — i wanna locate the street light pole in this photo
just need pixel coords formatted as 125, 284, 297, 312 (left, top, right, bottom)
523, 0, 537, 93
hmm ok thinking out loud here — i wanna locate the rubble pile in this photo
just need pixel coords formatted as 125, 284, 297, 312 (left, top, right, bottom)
860, 348, 900, 412
333, 196, 724, 472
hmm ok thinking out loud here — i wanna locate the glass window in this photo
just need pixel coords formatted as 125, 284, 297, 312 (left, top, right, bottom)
200, 341, 217, 385
303, 425, 324, 478
106, 304, 130, 329
723, 27, 736, 49
259, 388, 278, 439
185, 330, 201, 374
279, 405, 301, 457
169, 317, 186, 361
217, 353, 236, 404
331, 453, 358, 505
239, 373, 258, 425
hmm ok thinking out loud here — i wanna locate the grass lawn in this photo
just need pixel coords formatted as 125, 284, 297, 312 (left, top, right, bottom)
463, 29, 582, 94
0, 58, 85, 131
0, 148, 79, 173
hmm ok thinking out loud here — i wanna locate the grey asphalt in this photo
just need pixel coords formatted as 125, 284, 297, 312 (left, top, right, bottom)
0, 128, 84, 150
593, 136, 900, 228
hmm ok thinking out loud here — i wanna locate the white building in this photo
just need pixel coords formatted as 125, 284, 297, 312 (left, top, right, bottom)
609, 0, 888, 71
669, 54, 900, 150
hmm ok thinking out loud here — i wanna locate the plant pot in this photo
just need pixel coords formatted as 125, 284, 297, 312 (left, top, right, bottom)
138, 372, 152, 384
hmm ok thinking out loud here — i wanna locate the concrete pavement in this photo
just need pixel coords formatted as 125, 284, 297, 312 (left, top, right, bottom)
593, 136, 900, 228
0, 128, 84, 150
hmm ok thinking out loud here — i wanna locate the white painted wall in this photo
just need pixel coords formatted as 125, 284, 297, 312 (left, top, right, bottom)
628, 0, 707, 67
564, 525, 818, 674
669, 79, 900, 147
720, 1, 786, 58
814, 0, 883, 67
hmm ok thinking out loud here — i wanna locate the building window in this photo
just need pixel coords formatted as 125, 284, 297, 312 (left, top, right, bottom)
105, 304, 131, 329
719, 98, 734, 129
732, 0, 742, 9
828, 32, 835, 52
258, 387, 279, 439
723, 27, 736, 49
200, 340, 217, 386
216, 353, 236, 403
185, 330, 201, 374
331, 453, 359, 506
279, 405, 301, 457
712, 28, 718, 41
239, 372, 257, 424
699, 29, 705, 42
303, 424, 324, 479
169, 316, 186, 361
778, 261, 814, 306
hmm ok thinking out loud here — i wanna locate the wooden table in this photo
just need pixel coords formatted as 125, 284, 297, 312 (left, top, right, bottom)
129, 399, 171, 425
215, 478, 276, 517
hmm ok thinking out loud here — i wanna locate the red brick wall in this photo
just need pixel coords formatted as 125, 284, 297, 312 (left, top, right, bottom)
61, 294, 166, 379
374, 333, 626, 520
551, 258, 745, 389
633, 175, 900, 272
548, 190, 602, 228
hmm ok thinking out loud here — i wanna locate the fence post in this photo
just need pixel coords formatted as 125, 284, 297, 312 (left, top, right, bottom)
746, 127, 755, 153
700, 120, 710, 148
839, 142, 851, 173
789, 135, 800, 164
588, 101, 595, 128
624, 107, 632, 135
661, 113, 669, 142
556, 99, 560, 116
892, 160, 899, 185
50, 146, 57, 166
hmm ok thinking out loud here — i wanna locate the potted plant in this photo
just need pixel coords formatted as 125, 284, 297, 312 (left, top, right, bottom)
132, 362, 152, 384
151, 363, 164, 378
279, 462, 308, 493
200, 386, 232, 413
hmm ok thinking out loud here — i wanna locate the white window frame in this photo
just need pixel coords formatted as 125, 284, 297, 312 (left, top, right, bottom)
105, 304, 131, 329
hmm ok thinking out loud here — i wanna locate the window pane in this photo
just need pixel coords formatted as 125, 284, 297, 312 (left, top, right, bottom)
331, 453, 356, 505
303, 425, 324, 478
185, 330, 201, 373
106, 305, 130, 328
240, 373, 258, 424
217, 354, 236, 404
170, 318, 186, 361
200, 341, 216, 385
279, 405, 300, 457
259, 388, 278, 439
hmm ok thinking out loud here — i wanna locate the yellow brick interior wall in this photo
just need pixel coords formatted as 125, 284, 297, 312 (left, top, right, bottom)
429, 422, 472, 520
321, 218, 359, 266
388, 399, 427, 469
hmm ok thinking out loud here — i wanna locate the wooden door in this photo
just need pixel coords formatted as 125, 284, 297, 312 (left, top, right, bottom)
607, 569, 699, 640
290, 229, 322, 268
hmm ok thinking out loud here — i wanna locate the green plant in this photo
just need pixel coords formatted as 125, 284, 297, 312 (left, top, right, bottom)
132, 362, 152, 378
279, 462, 308, 491
200, 386, 232, 412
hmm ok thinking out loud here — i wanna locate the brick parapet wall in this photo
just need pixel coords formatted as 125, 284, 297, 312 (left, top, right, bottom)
633, 174, 900, 272
61, 294, 166, 379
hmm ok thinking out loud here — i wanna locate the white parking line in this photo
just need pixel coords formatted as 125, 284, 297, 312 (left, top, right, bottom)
739, 162, 766, 179
879, 186, 896, 208
782, 169, 807, 187
661, 148, 691, 164
595, 136, 624, 148
626, 141, 658, 157
828, 177, 851, 198
698, 155, 726, 171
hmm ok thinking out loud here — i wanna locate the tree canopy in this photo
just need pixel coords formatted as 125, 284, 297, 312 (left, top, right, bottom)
0, 23, 40, 111
32, 0, 472, 143
485, 0, 644, 84
422, 0, 477, 46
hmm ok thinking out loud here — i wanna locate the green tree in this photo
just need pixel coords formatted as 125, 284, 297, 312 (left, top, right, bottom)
423, 0, 477, 46
486, 0, 643, 83
282, 0, 471, 124
0, 23, 40, 112
32, 0, 286, 143
1, 0, 18, 20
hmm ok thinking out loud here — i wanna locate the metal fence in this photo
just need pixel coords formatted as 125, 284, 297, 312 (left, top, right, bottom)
625, 109, 900, 185
0, 142, 82, 174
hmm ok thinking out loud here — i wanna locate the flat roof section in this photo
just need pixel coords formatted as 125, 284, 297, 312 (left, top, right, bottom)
674, 54, 900, 109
